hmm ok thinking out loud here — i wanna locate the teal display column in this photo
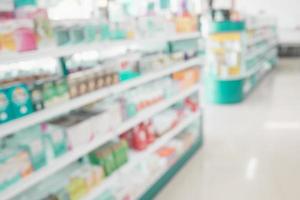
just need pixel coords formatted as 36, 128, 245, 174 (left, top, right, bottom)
205, 74, 244, 104
204, 20, 246, 104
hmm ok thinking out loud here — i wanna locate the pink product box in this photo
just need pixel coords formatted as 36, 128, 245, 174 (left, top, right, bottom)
14, 19, 37, 52
15, 8, 54, 48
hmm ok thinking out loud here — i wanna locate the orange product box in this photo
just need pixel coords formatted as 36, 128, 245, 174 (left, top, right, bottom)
173, 68, 200, 89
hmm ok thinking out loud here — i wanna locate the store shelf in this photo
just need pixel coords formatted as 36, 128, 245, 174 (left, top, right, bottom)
0, 32, 201, 65
0, 84, 199, 200
84, 111, 201, 200
0, 57, 202, 138
137, 134, 202, 200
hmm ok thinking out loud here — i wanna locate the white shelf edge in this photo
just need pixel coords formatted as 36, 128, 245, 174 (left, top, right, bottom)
84, 111, 201, 200
0, 57, 202, 138
0, 32, 201, 65
0, 84, 199, 200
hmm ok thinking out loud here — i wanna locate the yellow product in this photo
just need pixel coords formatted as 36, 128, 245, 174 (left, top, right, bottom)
209, 32, 241, 42
67, 177, 88, 200
0, 20, 17, 52
228, 66, 241, 75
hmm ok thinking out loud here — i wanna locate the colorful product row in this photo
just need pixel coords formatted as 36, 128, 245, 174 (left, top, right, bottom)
96, 129, 199, 200
0, 79, 69, 124
15, 163, 105, 200
0, 125, 68, 192
121, 98, 199, 151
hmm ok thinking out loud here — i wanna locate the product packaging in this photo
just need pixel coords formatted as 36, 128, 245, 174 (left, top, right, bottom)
0, 0, 14, 20
172, 68, 200, 89
48, 115, 93, 150
14, 0, 37, 8
16, 8, 54, 49
28, 81, 44, 111
42, 124, 68, 159
0, 20, 17, 52
5, 83, 33, 118
8, 126, 47, 170
42, 79, 57, 108
89, 146, 116, 176
0, 88, 13, 124
14, 19, 37, 52
0, 149, 22, 192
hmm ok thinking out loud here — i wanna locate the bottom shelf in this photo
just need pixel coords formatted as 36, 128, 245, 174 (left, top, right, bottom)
138, 134, 203, 200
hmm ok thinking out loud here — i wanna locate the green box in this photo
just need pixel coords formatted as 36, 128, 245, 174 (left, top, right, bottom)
0, 88, 13, 124
6, 84, 33, 118
168, 39, 199, 53
42, 80, 57, 108
54, 78, 69, 103
89, 146, 116, 177
112, 141, 128, 168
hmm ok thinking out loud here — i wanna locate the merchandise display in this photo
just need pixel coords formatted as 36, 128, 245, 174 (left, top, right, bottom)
12, 99, 201, 200
0, 0, 203, 199
204, 14, 278, 104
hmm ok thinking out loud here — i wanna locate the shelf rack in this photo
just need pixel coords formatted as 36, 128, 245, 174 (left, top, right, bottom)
0, 32, 203, 200
0, 32, 201, 65
84, 111, 201, 200
0, 57, 202, 138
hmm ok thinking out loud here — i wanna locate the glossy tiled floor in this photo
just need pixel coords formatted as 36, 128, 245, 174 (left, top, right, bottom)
156, 58, 300, 200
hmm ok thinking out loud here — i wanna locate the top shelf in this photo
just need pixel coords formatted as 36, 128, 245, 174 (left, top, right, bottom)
0, 32, 201, 65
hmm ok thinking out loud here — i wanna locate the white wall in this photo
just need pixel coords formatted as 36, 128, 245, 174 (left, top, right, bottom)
212, 0, 300, 44
213, 0, 300, 29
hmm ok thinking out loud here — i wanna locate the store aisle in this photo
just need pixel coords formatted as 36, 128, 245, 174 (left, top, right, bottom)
156, 58, 300, 200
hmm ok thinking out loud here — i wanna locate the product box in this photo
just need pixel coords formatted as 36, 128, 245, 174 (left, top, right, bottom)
54, 78, 69, 103
0, 88, 14, 124
28, 81, 44, 111
6, 83, 33, 119
49, 115, 92, 150
8, 127, 47, 170
172, 68, 200, 89
42, 79, 57, 108
83, 22, 98, 43
53, 24, 71, 46
0, 20, 17, 52
69, 24, 85, 44
42, 124, 68, 158
66, 176, 88, 200
14, 19, 37, 52
89, 145, 116, 176
111, 140, 128, 168
0, 0, 14, 20
16, 8, 55, 49
0, 148, 30, 191
14, 0, 37, 8
168, 39, 199, 53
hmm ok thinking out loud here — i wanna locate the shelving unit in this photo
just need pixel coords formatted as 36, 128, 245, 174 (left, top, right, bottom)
0, 32, 201, 65
0, 57, 202, 138
84, 111, 201, 200
0, 83, 200, 200
205, 18, 278, 104
0, 26, 204, 199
